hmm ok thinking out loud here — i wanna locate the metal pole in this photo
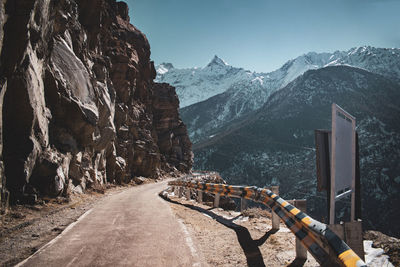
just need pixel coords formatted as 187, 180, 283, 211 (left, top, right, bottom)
213, 194, 220, 208
197, 190, 203, 204
271, 186, 280, 230
330, 104, 337, 225
178, 187, 183, 198
351, 119, 356, 221
240, 198, 247, 212
294, 200, 308, 260
186, 189, 191, 200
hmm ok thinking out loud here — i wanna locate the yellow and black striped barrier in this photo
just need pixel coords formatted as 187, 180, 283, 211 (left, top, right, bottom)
168, 177, 367, 267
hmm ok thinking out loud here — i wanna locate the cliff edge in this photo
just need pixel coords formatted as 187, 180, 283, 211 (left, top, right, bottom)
0, 0, 193, 205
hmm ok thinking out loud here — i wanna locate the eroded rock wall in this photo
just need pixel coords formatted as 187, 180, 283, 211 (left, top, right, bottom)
0, 0, 7, 210
152, 83, 193, 173
0, 0, 192, 203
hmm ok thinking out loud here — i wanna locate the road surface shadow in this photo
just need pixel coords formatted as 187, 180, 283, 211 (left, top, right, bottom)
287, 258, 307, 267
160, 193, 280, 267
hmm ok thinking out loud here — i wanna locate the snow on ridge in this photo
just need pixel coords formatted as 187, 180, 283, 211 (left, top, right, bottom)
156, 46, 400, 108
155, 55, 248, 107
157, 65, 169, 75
251, 76, 264, 85
156, 62, 174, 75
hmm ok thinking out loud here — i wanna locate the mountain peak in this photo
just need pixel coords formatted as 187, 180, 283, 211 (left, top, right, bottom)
207, 55, 229, 67
160, 62, 174, 69
156, 62, 174, 75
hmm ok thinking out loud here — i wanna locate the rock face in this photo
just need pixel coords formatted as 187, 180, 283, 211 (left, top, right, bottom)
0, 0, 7, 210
0, 0, 192, 204
152, 83, 193, 173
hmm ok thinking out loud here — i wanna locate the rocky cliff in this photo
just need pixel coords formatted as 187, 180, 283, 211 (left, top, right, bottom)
0, 0, 192, 205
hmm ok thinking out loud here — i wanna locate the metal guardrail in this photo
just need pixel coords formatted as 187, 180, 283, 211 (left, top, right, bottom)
168, 176, 367, 267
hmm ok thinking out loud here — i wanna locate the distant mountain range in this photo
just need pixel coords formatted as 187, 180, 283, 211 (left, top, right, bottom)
156, 46, 400, 237
194, 65, 400, 234
156, 46, 400, 144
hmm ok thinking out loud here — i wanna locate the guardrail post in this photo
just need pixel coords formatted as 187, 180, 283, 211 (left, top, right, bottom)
213, 194, 220, 208
174, 186, 178, 196
185, 189, 191, 200
271, 186, 280, 230
344, 221, 365, 261
294, 200, 308, 260
197, 190, 203, 204
329, 221, 365, 261
178, 187, 183, 198
167, 179, 367, 267
240, 198, 247, 212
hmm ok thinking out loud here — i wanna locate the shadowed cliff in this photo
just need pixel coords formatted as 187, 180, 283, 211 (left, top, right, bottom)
0, 0, 192, 204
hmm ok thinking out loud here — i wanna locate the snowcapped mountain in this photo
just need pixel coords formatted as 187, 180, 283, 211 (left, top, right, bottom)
326, 46, 400, 80
159, 46, 400, 144
156, 56, 257, 108
157, 47, 400, 110
272, 46, 400, 86
156, 53, 330, 109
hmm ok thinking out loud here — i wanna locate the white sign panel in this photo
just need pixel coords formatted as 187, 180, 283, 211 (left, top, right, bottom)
329, 104, 356, 223
332, 105, 355, 199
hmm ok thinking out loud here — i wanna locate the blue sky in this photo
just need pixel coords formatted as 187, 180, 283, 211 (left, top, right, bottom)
127, 0, 400, 72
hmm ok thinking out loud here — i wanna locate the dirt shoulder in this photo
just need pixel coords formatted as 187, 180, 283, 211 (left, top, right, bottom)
0, 180, 154, 266
164, 193, 319, 267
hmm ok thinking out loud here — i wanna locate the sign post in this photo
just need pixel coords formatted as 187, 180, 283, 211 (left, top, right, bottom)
315, 104, 364, 259
330, 104, 356, 224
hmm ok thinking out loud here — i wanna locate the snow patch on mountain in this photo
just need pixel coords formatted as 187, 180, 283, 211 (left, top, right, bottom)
158, 46, 400, 144
155, 56, 261, 107
157, 46, 400, 109
156, 63, 174, 75
325, 46, 400, 79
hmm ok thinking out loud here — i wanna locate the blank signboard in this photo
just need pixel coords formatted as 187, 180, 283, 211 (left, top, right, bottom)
331, 104, 356, 200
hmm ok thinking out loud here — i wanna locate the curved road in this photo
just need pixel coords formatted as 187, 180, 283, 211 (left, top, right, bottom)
17, 181, 203, 267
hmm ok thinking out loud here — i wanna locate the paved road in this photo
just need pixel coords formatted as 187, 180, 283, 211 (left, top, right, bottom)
17, 181, 202, 267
